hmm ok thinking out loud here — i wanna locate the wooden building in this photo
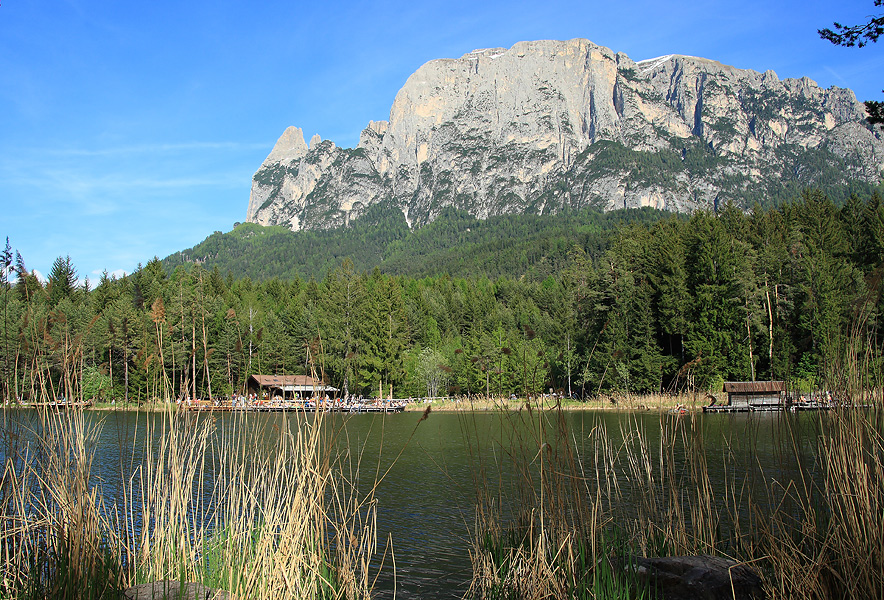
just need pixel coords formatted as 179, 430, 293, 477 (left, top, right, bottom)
722, 381, 786, 408
247, 374, 338, 399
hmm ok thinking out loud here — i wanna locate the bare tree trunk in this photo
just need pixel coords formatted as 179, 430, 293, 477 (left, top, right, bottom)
248, 306, 255, 376
192, 317, 197, 401
227, 350, 232, 394
124, 347, 129, 404
180, 284, 187, 400
746, 296, 756, 382
201, 306, 212, 402
13, 347, 20, 403
765, 279, 774, 369
108, 339, 114, 401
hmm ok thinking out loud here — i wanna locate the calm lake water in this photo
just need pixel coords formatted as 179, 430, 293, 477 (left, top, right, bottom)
4, 408, 825, 599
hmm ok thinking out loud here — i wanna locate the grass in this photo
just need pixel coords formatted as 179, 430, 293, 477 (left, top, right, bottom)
758, 408, 884, 598
4, 392, 882, 600
0, 407, 124, 599
2, 399, 881, 600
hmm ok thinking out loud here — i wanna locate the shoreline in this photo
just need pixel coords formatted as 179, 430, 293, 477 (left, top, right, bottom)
401, 394, 714, 413
4, 393, 721, 414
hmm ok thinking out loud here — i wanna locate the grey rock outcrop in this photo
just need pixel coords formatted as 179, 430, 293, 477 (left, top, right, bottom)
616, 555, 765, 600
247, 38, 883, 231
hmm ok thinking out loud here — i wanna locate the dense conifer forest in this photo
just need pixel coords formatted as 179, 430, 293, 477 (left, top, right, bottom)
163, 203, 675, 281
2, 189, 882, 403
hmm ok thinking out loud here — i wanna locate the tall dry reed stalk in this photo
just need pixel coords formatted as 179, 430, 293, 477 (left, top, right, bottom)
754, 280, 884, 598
1, 406, 382, 600
0, 407, 123, 599
757, 409, 884, 598
464, 404, 643, 600
619, 412, 749, 559
466, 391, 883, 599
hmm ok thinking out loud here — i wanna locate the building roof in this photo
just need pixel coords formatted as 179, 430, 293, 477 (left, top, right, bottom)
723, 381, 786, 393
249, 374, 326, 387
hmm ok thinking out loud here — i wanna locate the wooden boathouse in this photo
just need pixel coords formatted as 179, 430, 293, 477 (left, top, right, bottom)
705, 381, 786, 412
247, 374, 338, 400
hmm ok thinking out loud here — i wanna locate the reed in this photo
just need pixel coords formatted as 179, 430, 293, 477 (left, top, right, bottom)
464, 281, 883, 599
416, 392, 712, 414
757, 409, 884, 598
463, 403, 648, 600
755, 284, 884, 598
0, 407, 124, 599
0, 406, 382, 600
465, 397, 883, 599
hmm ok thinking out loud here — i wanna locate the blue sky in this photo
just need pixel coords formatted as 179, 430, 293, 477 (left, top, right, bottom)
2, 0, 882, 284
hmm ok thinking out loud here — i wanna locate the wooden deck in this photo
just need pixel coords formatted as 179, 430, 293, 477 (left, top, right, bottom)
26, 400, 94, 409
703, 403, 784, 413
185, 402, 405, 414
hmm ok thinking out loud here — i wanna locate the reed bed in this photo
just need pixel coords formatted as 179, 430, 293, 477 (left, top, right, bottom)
463, 395, 884, 600
414, 392, 715, 414
0, 407, 121, 599
759, 407, 884, 599
0, 406, 382, 600
463, 404, 640, 600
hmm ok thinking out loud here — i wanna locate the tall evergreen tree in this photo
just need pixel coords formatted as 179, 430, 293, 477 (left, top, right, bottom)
318, 259, 365, 395
48, 255, 78, 307
684, 212, 755, 388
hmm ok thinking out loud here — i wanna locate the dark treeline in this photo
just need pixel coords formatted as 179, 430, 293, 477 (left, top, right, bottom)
2, 190, 883, 403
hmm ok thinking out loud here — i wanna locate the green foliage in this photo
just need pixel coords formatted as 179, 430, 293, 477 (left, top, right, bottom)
819, 1, 884, 48
48, 255, 78, 307
165, 205, 672, 283
82, 365, 113, 401
164, 203, 410, 281
866, 100, 884, 126
2, 189, 882, 401
819, 1, 884, 127
15, 535, 124, 600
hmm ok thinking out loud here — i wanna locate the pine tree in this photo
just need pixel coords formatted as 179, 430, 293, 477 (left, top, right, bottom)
48, 255, 78, 307
318, 259, 365, 395
684, 212, 754, 388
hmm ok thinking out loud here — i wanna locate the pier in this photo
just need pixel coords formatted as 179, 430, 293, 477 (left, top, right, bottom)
185, 399, 406, 414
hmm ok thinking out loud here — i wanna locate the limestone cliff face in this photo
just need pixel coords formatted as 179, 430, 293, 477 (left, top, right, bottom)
247, 38, 883, 230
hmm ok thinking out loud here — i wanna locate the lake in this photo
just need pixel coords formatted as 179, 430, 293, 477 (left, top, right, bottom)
2, 407, 824, 599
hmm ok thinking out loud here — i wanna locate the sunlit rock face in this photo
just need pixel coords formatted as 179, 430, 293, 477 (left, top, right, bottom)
247, 38, 884, 231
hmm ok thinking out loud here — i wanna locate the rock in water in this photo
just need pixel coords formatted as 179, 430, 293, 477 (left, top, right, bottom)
248, 38, 883, 231
617, 554, 766, 600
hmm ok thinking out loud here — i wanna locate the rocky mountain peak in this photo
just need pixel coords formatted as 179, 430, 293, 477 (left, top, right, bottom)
247, 38, 883, 231
265, 126, 308, 162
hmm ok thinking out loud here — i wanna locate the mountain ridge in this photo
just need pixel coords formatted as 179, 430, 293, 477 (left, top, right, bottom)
246, 38, 883, 231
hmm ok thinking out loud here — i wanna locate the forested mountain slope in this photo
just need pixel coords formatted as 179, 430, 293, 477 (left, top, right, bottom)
164, 205, 674, 281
